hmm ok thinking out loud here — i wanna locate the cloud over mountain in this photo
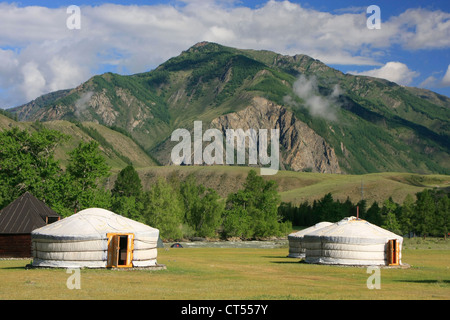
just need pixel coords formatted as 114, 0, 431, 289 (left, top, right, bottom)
348, 62, 420, 86
286, 75, 341, 121
0, 1, 449, 107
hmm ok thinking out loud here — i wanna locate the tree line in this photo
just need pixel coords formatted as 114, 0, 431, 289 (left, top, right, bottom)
278, 190, 449, 238
1, 126, 447, 240
111, 167, 291, 240
0, 127, 290, 241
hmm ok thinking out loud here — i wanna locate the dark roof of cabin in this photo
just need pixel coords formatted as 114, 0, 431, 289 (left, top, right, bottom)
0, 192, 60, 234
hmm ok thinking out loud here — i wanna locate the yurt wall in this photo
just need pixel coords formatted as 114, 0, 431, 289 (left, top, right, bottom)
287, 222, 332, 258
303, 217, 403, 266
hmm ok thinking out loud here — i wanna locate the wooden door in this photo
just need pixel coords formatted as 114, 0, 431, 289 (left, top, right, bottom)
388, 239, 399, 266
107, 234, 120, 268
107, 233, 134, 268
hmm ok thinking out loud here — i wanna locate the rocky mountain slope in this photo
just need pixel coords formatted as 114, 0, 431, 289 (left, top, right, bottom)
210, 97, 341, 173
9, 42, 450, 174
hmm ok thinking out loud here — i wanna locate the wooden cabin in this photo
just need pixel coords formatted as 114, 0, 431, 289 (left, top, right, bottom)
0, 192, 60, 258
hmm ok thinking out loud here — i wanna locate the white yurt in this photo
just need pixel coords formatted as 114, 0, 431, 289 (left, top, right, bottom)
31, 208, 160, 268
303, 216, 403, 266
287, 222, 333, 258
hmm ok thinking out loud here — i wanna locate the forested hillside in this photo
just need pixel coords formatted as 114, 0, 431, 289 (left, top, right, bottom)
10, 42, 450, 174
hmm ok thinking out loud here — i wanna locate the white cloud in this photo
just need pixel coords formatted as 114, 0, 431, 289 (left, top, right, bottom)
205, 26, 236, 42
390, 8, 450, 50
0, 2, 449, 107
348, 62, 420, 86
74, 91, 94, 117
441, 65, 450, 87
21, 61, 47, 101
0, 49, 19, 86
419, 75, 439, 88
288, 75, 341, 121
418, 65, 450, 89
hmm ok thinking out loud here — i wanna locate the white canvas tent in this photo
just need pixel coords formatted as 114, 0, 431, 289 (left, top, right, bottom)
287, 222, 332, 258
31, 208, 160, 268
303, 216, 403, 266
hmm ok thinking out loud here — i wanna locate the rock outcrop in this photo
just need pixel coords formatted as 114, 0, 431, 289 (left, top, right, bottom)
211, 97, 341, 173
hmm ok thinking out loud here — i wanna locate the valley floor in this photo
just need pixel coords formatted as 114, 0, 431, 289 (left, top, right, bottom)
0, 238, 448, 300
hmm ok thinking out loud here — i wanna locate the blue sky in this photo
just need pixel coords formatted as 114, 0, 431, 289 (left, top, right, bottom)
0, 0, 449, 108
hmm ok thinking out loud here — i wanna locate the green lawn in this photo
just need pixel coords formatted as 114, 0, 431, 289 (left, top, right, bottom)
0, 240, 448, 300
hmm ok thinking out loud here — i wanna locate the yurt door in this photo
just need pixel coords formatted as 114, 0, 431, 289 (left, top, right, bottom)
387, 239, 399, 266
107, 233, 134, 268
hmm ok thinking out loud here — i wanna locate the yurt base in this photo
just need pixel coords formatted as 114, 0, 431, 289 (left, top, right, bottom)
26, 262, 167, 270
298, 259, 410, 269
112, 264, 167, 271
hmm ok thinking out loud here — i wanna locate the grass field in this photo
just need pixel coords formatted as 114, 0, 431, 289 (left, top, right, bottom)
0, 239, 448, 300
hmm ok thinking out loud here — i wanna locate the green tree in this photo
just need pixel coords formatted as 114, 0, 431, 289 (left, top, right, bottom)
342, 197, 356, 220
222, 206, 251, 238
223, 170, 288, 239
0, 127, 68, 208
316, 193, 335, 221
278, 202, 295, 224
192, 189, 223, 238
110, 165, 144, 222
180, 175, 223, 238
399, 194, 415, 237
298, 201, 314, 226
111, 165, 142, 198
414, 189, 435, 238
434, 193, 449, 239
111, 195, 144, 222
142, 178, 184, 240
381, 197, 402, 234
66, 141, 110, 190
179, 175, 201, 222
366, 201, 383, 226
65, 140, 110, 212
355, 199, 367, 220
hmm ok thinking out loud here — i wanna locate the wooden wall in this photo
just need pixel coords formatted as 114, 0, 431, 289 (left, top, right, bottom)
0, 234, 32, 258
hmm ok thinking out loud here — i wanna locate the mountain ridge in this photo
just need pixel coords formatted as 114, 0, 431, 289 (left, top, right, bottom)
8, 41, 450, 174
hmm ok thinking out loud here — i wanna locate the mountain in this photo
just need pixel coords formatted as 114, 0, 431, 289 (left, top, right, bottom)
0, 113, 157, 171
9, 42, 450, 174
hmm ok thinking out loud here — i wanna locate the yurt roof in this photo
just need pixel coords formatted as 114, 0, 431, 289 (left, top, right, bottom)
303, 216, 403, 245
31, 208, 158, 241
288, 222, 333, 239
